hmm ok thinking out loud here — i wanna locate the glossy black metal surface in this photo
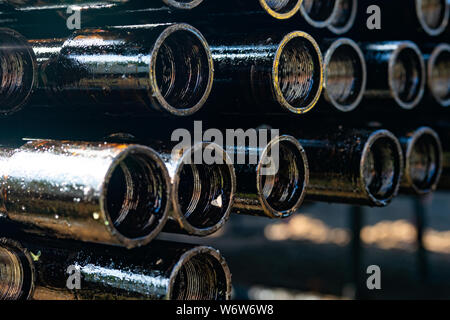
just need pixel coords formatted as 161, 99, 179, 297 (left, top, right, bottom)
0, 237, 231, 300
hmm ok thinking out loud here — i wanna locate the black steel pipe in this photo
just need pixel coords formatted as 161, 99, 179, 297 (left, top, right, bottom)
0, 237, 231, 300
231, 135, 309, 218
0, 24, 214, 116
327, 0, 357, 34
0, 140, 171, 248
319, 38, 366, 112
434, 124, 450, 190
298, 129, 403, 207
361, 41, 426, 110
397, 127, 443, 195
299, 0, 340, 28
426, 43, 450, 107
208, 31, 323, 115
156, 142, 236, 236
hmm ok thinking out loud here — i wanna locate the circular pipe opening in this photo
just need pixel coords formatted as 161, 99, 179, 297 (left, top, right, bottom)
362, 131, 403, 206
163, 0, 204, 9
406, 128, 443, 194
0, 239, 34, 300
389, 42, 425, 109
274, 32, 323, 114
323, 38, 366, 112
300, 0, 340, 28
258, 136, 309, 218
170, 247, 231, 300
0, 28, 36, 116
173, 143, 236, 236
259, 0, 303, 19
104, 146, 170, 244
428, 44, 450, 107
328, 0, 357, 34
151, 24, 214, 116
416, 0, 449, 36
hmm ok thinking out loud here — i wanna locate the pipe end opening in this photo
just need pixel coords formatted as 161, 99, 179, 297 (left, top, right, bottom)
163, 0, 205, 9
152, 24, 213, 116
328, 0, 357, 34
428, 44, 450, 107
260, 0, 303, 19
104, 146, 170, 245
275, 32, 323, 114
300, 0, 340, 28
258, 136, 309, 218
416, 0, 449, 36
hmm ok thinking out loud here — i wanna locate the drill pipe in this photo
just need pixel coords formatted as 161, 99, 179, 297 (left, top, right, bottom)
360, 41, 426, 110
0, 140, 171, 248
396, 127, 443, 195
350, 0, 449, 38
425, 43, 450, 107
297, 129, 403, 207
208, 31, 323, 115
0, 237, 231, 300
155, 141, 236, 236
299, 0, 340, 28
434, 124, 450, 190
319, 38, 367, 112
0, 24, 214, 116
230, 135, 309, 218
327, 0, 357, 34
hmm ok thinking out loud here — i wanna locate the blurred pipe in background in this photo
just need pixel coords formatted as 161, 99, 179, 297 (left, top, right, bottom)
361, 41, 426, 110
327, 0, 357, 35
299, 0, 339, 28
396, 127, 443, 195
296, 129, 403, 207
0, 237, 231, 300
231, 135, 309, 218
208, 31, 323, 115
0, 140, 171, 248
319, 38, 366, 112
426, 43, 450, 107
0, 24, 214, 117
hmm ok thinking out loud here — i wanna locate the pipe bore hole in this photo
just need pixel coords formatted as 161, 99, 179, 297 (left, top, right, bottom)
363, 137, 401, 201
325, 42, 365, 111
301, 0, 338, 26
391, 46, 424, 107
417, 0, 448, 34
260, 139, 306, 214
429, 47, 450, 105
263, 0, 301, 14
177, 147, 233, 230
409, 133, 442, 191
171, 252, 228, 300
0, 29, 35, 115
154, 28, 211, 114
277, 35, 322, 111
163, 0, 204, 9
0, 244, 33, 300
106, 151, 168, 239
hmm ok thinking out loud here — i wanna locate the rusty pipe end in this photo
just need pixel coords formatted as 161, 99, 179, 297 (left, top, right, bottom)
0, 28, 36, 116
323, 38, 366, 112
361, 130, 404, 207
428, 43, 450, 107
273, 31, 323, 114
171, 142, 236, 236
300, 0, 340, 28
168, 246, 232, 300
402, 127, 443, 195
388, 42, 426, 109
328, 0, 357, 34
0, 238, 34, 300
258, 0, 303, 19
150, 24, 214, 116
163, 0, 204, 9
257, 135, 309, 218
416, 0, 449, 36
102, 145, 171, 249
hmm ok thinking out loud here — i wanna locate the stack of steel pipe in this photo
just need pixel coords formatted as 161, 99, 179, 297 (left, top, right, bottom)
0, 0, 448, 300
